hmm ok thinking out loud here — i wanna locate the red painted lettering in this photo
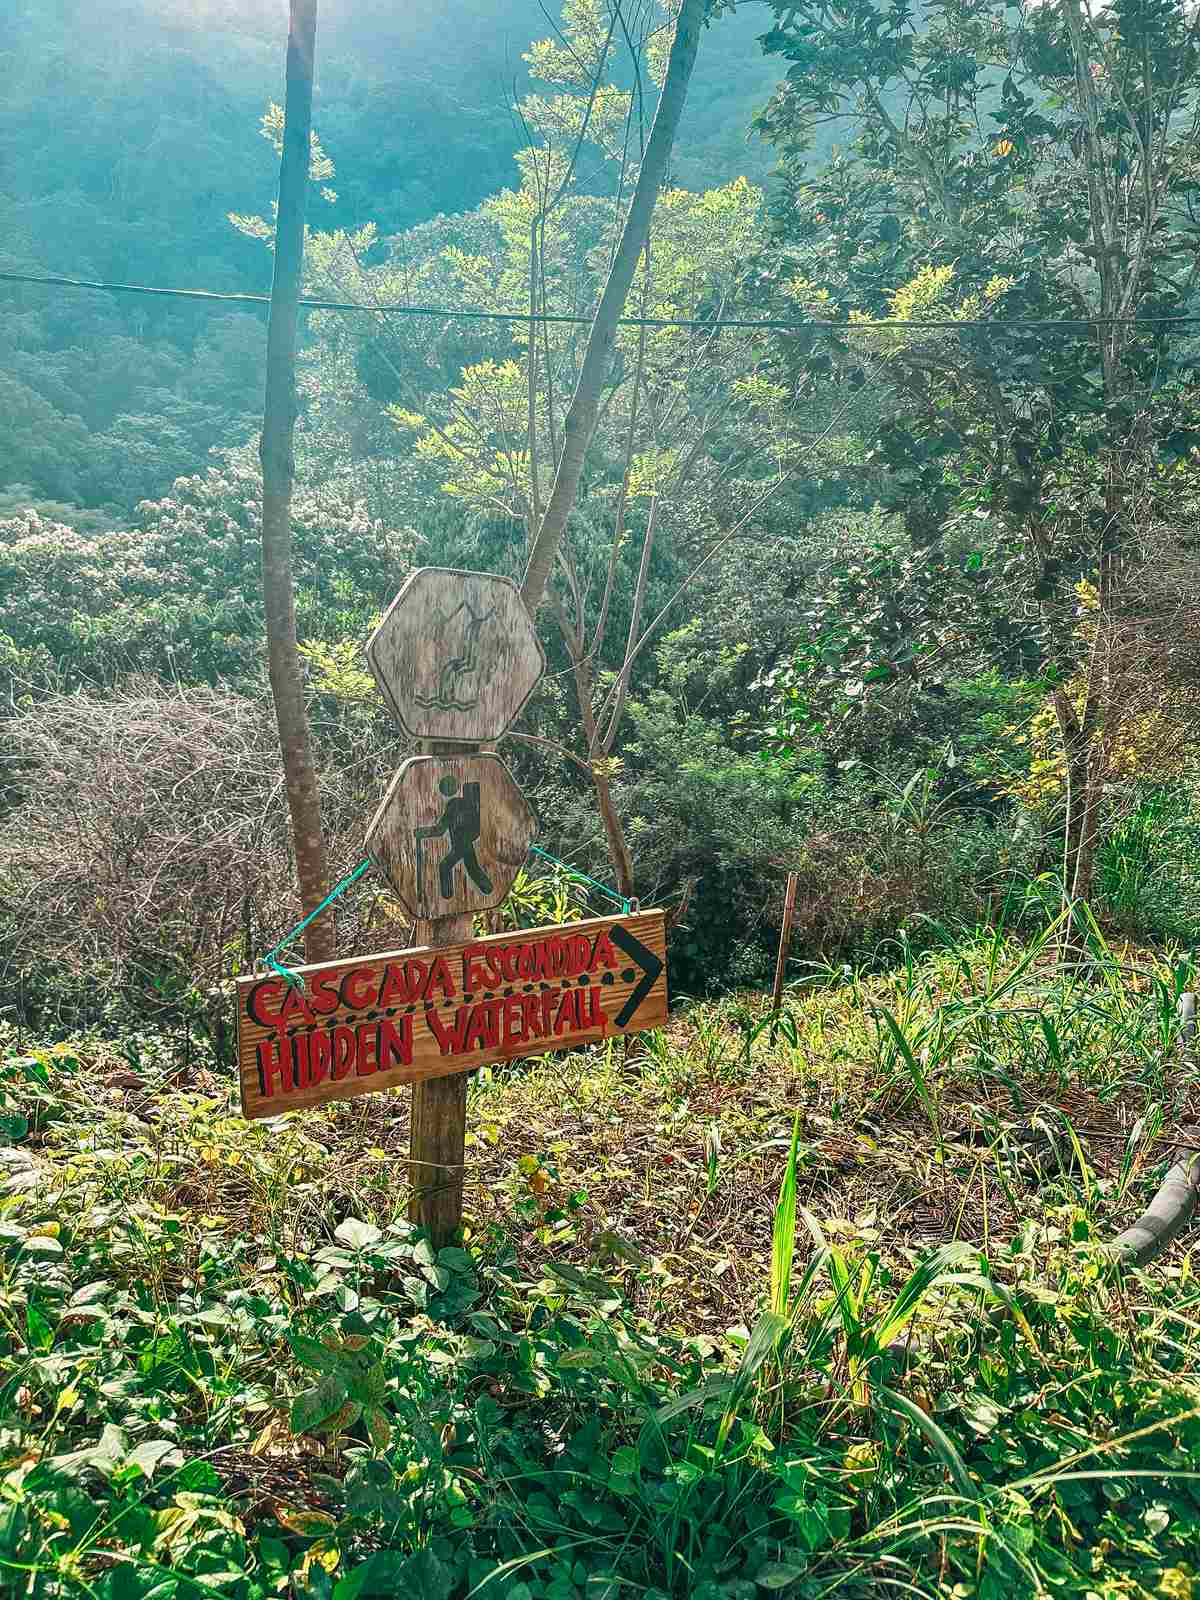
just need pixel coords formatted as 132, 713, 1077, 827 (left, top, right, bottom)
256, 1036, 295, 1098
355, 1022, 378, 1075
309, 1029, 331, 1085
521, 994, 543, 1039
462, 949, 490, 994
427, 1005, 471, 1055
589, 929, 619, 971
553, 988, 580, 1036
377, 1017, 412, 1071
279, 983, 315, 1025
341, 967, 376, 1011
426, 956, 456, 1000
308, 972, 339, 1016
292, 1032, 311, 1089
568, 935, 590, 976
380, 961, 415, 1007
331, 1026, 357, 1079
246, 978, 285, 1028
584, 986, 607, 1031
501, 996, 526, 1046
464, 1000, 498, 1052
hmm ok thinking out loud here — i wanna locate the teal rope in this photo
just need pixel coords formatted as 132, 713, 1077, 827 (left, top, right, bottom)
261, 858, 374, 991
528, 845, 632, 914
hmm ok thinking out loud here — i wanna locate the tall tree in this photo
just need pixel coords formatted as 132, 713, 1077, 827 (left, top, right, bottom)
757, 0, 1200, 905
520, 0, 708, 610
261, 0, 333, 963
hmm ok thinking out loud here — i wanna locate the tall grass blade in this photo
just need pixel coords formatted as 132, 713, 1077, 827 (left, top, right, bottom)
878, 1385, 977, 1501
771, 1113, 800, 1317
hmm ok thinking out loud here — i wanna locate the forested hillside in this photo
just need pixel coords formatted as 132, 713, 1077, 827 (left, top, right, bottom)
0, 0, 782, 514
4, 4, 1200, 1595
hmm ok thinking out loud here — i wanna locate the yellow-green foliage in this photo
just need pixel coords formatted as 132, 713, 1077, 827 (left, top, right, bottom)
1006, 583, 1191, 809
298, 638, 378, 705
849, 263, 1014, 350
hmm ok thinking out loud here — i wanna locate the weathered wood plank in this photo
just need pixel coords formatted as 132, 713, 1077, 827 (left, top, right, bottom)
365, 753, 536, 921
366, 568, 546, 743
235, 910, 668, 1120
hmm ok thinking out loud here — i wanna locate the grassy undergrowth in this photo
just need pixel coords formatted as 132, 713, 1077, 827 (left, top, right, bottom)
2, 918, 1200, 1599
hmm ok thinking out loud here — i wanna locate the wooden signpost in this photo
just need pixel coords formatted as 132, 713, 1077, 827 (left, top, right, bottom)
366, 568, 546, 743
240, 566, 667, 1244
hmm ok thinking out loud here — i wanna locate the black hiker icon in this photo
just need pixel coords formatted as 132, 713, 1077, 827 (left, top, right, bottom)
414, 775, 494, 899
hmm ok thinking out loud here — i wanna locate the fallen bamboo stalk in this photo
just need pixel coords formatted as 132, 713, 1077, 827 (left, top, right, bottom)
1106, 1147, 1200, 1268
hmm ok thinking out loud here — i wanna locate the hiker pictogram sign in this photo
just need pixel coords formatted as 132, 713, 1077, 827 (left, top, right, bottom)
365, 753, 536, 921
366, 567, 546, 743
236, 910, 667, 1119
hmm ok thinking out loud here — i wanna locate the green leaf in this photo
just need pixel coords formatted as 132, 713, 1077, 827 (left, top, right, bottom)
557, 1348, 604, 1369
771, 1115, 800, 1316
289, 1334, 343, 1374
364, 1407, 391, 1452
879, 1386, 977, 1501
547, 1260, 617, 1297
22, 1233, 62, 1257
25, 1302, 53, 1351
291, 1374, 349, 1435
126, 1439, 181, 1480
334, 1217, 382, 1250
754, 1557, 808, 1589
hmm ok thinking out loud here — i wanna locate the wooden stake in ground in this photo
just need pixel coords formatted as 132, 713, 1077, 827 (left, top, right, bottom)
770, 872, 799, 1045
521, 0, 707, 612
260, 0, 333, 964
409, 898, 474, 1248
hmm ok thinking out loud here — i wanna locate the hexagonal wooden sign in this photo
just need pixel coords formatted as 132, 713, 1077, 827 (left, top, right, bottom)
365, 753, 536, 921
366, 568, 545, 743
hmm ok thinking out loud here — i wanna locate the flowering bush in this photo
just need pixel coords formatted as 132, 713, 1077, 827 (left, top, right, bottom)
0, 462, 416, 693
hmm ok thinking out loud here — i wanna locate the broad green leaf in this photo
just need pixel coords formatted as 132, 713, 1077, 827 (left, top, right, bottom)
126, 1438, 181, 1479
334, 1217, 382, 1250
364, 1406, 391, 1452
291, 1374, 348, 1435
754, 1557, 808, 1588
289, 1334, 343, 1374
25, 1302, 53, 1351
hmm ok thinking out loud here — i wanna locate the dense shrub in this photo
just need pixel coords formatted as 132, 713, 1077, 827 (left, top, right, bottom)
0, 460, 415, 694
0, 683, 409, 1035
605, 691, 1029, 992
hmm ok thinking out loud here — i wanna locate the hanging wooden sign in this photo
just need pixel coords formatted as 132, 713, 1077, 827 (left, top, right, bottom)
236, 910, 667, 1120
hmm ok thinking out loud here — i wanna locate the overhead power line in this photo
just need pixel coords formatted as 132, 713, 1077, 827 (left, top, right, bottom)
4, 267, 1200, 335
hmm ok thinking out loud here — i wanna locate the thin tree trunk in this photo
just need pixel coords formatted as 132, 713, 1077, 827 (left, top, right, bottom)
593, 769, 636, 900
1055, 692, 1089, 904
521, 0, 706, 611
558, 611, 637, 898
260, 0, 333, 964
1070, 758, 1103, 904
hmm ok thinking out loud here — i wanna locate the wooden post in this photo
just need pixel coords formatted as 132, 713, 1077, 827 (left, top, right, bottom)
409, 908, 474, 1248
770, 872, 799, 1045
407, 737, 483, 1248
